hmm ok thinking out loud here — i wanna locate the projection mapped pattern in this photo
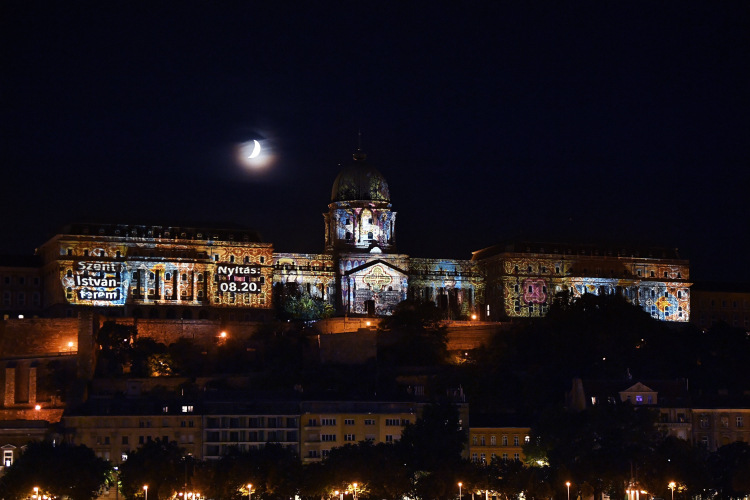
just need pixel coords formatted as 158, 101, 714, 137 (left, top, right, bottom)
408, 258, 484, 318
340, 255, 408, 316
61, 262, 130, 306
493, 252, 691, 322
57, 240, 273, 309
272, 253, 336, 303
325, 206, 397, 253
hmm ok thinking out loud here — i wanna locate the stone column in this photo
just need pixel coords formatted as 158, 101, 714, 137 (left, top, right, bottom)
28, 365, 37, 405
4, 364, 16, 406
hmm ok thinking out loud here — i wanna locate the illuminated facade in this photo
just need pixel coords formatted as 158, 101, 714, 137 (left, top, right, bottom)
36, 225, 274, 320
473, 242, 691, 322
2, 149, 693, 323
274, 150, 484, 318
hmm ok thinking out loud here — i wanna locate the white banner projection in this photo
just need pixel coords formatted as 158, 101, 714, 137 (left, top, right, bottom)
62, 262, 129, 305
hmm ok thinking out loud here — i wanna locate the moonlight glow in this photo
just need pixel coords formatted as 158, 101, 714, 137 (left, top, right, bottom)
237, 139, 273, 170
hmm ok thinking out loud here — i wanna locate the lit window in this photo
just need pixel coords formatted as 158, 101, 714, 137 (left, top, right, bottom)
181, 406, 193, 413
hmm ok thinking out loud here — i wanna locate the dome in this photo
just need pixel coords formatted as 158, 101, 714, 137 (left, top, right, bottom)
330, 152, 390, 202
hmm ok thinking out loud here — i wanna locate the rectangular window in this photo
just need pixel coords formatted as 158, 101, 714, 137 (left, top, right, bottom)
385, 419, 400, 426
364, 434, 376, 441
344, 434, 355, 441
480, 453, 486, 463
344, 419, 355, 425
480, 435, 485, 446
385, 435, 393, 443
514, 453, 520, 460
321, 418, 336, 426
364, 419, 375, 425
104, 436, 110, 445
490, 435, 496, 445
308, 419, 318, 426
502, 453, 508, 461
122, 436, 129, 445
321, 450, 330, 458
471, 453, 478, 462
502, 435, 508, 446
737, 416, 744, 428
182, 406, 193, 413
513, 436, 519, 446
321, 434, 336, 442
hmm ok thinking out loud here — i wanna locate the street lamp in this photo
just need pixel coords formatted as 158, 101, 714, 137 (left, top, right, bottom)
33, 487, 39, 499
143, 485, 148, 500
458, 482, 462, 500
566, 482, 571, 500
352, 483, 358, 500
668, 482, 676, 500
247, 484, 252, 500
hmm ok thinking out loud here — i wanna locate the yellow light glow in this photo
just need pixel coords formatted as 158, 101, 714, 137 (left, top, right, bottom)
143, 486, 148, 491
458, 482, 462, 487
68, 341, 74, 347
220, 331, 227, 338
35, 405, 41, 410
471, 314, 477, 320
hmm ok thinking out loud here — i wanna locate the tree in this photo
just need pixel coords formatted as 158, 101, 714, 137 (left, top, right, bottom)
0, 441, 112, 500
396, 402, 467, 499
379, 300, 449, 366
525, 402, 664, 500
193, 444, 302, 500
119, 438, 186, 500
96, 321, 138, 377
707, 441, 750, 499
283, 293, 335, 321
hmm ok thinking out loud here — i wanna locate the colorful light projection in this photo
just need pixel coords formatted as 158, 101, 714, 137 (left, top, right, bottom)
272, 253, 336, 303
57, 240, 273, 309
341, 256, 408, 315
324, 206, 397, 253
408, 258, 484, 318
61, 261, 130, 306
500, 275, 690, 321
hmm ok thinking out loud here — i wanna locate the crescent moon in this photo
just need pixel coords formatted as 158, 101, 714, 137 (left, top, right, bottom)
248, 140, 261, 159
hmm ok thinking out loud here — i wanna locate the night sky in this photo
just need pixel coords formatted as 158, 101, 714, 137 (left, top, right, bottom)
2, 2, 748, 282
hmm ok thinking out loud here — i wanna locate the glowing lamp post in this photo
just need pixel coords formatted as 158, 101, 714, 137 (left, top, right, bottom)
33, 487, 39, 499
566, 482, 571, 500
143, 485, 148, 500
247, 484, 252, 500
668, 482, 676, 500
352, 483, 358, 500
458, 482, 462, 500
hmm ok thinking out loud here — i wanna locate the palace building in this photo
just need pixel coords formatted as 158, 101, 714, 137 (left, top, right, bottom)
0, 147, 692, 323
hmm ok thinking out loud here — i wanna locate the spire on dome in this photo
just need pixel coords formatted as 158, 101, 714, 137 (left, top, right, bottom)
353, 129, 366, 161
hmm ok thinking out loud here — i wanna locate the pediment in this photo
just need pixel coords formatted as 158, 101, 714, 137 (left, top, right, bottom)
621, 382, 655, 393
1, 444, 17, 450
345, 259, 407, 277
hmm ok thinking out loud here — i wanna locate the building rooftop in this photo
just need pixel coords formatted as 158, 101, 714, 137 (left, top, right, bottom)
472, 240, 684, 262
